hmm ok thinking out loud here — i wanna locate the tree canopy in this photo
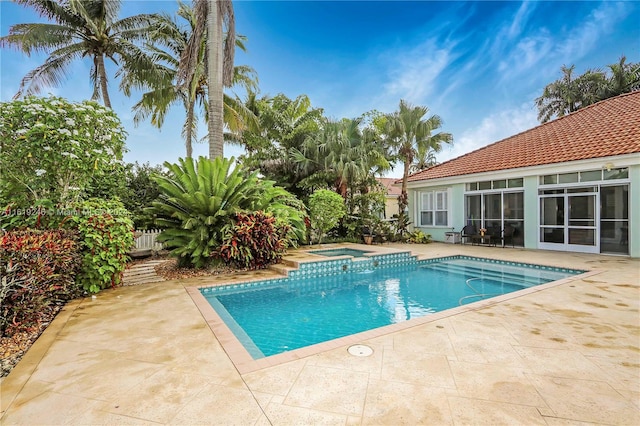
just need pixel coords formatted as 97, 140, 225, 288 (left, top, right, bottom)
536, 56, 640, 123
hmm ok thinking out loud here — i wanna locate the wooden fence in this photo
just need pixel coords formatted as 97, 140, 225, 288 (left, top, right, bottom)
134, 229, 164, 251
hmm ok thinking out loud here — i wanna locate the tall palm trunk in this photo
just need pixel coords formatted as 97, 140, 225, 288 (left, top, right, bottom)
399, 157, 410, 214
96, 54, 112, 108
207, 2, 224, 159
185, 100, 195, 158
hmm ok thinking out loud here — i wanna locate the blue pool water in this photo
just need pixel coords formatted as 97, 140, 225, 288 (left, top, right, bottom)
309, 248, 372, 257
200, 255, 583, 359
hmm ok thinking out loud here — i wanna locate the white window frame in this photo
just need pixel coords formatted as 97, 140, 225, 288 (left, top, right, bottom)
418, 189, 449, 227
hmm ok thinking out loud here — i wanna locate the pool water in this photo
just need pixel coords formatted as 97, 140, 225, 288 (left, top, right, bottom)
309, 248, 372, 257
201, 256, 583, 359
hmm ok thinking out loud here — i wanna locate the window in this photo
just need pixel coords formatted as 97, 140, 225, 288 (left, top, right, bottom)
419, 190, 448, 226
540, 168, 629, 186
466, 178, 523, 191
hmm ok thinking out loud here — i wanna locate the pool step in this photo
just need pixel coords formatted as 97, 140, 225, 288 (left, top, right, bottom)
268, 263, 297, 276
420, 262, 554, 287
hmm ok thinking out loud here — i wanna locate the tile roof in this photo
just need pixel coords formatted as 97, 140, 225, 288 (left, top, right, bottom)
406, 91, 640, 182
375, 177, 402, 196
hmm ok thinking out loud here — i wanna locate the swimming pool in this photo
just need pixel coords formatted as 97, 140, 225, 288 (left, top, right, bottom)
309, 248, 372, 257
200, 255, 584, 359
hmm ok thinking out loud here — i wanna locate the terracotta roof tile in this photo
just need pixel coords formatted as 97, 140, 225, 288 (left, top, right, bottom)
376, 177, 402, 196
407, 92, 640, 182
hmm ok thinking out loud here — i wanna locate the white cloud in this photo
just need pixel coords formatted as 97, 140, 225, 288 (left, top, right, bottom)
438, 102, 539, 163
497, 1, 633, 81
508, 1, 537, 40
379, 38, 456, 107
557, 1, 630, 60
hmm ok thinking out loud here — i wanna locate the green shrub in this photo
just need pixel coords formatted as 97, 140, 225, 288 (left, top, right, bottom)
0, 229, 82, 337
0, 96, 127, 208
308, 189, 346, 244
150, 157, 278, 268
217, 211, 289, 269
66, 199, 134, 293
407, 230, 432, 244
119, 162, 165, 229
250, 180, 307, 247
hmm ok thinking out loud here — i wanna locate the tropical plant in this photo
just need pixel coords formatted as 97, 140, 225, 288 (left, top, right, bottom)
149, 156, 264, 268
0, 0, 156, 108
603, 55, 640, 98
0, 96, 127, 208
237, 93, 324, 196
535, 57, 640, 123
384, 100, 452, 234
308, 189, 346, 245
411, 144, 438, 173
150, 156, 305, 268
249, 180, 307, 246
119, 162, 165, 229
122, 2, 257, 157
406, 229, 431, 244
217, 211, 289, 269
293, 118, 390, 199
0, 229, 82, 337
536, 65, 608, 123
66, 198, 135, 294
178, 0, 236, 159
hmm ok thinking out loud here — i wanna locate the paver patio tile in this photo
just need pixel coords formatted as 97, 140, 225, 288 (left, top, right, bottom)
243, 358, 307, 396
97, 369, 214, 423
363, 379, 454, 425
513, 346, 611, 381
529, 374, 640, 424
449, 361, 548, 407
263, 401, 348, 425
168, 383, 264, 425
284, 365, 369, 416
447, 396, 547, 425
380, 351, 456, 389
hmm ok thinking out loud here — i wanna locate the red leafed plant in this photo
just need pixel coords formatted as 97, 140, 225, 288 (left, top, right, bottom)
0, 229, 82, 337
216, 211, 290, 269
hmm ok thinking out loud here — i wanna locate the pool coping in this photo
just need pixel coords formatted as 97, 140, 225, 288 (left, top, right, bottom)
186, 249, 604, 374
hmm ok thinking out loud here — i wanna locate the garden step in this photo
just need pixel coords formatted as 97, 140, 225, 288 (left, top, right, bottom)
123, 261, 167, 286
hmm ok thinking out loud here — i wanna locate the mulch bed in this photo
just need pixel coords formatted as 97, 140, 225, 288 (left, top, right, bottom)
1, 256, 250, 378
1, 305, 62, 378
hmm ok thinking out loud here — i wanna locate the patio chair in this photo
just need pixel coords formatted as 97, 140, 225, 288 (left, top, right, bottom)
502, 225, 516, 248
460, 224, 476, 245
488, 226, 502, 247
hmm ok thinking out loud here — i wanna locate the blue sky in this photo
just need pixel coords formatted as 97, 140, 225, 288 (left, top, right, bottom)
1, 1, 638, 177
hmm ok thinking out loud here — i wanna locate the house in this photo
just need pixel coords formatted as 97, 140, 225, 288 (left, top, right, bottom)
405, 91, 640, 257
375, 177, 402, 219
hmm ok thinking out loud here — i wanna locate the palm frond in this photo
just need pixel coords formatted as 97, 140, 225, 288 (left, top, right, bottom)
15, 43, 84, 97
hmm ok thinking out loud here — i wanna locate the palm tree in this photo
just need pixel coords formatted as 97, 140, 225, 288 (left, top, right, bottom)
535, 65, 608, 123
237, 93, 324, 196
178, 0, 235, 159
0, 0, 156, 108
121, 2, 256, 158
411, 144, 438, 173
385, 100, 453, 232
604, 55, 640, 98
293, 118, 389, 199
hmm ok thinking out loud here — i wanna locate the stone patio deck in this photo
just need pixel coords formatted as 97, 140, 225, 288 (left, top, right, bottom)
1, 243, 639, 425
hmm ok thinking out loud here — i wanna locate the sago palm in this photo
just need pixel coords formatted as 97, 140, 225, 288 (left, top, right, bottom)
1, 0, 156, 108
150, 156, 263, 268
